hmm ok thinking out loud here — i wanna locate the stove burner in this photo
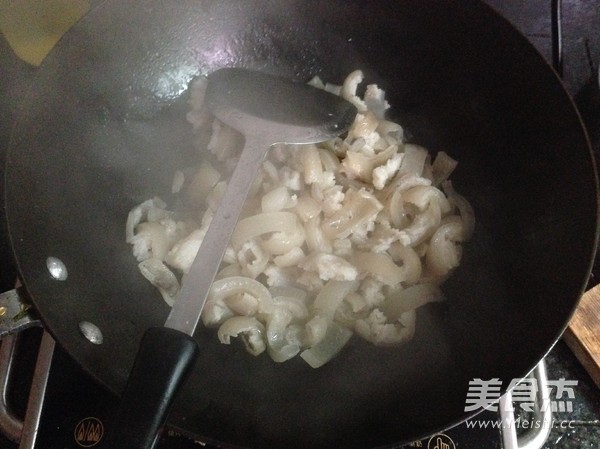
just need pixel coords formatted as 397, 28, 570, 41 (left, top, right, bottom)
0, 329, 554, 449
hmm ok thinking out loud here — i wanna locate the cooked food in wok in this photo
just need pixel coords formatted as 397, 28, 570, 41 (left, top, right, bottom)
126, 70, 475, 367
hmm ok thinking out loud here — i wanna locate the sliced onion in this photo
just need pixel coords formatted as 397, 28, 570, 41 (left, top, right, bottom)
269, 343, 301, 363
268, 319, 304, 363
269, 286, 308, 302
381, 283, 444, 320
352, 252, 404, 286
224, 292, 259, 316
265, 306, 299, 362
272, 296, 309, 320
260, 222, 305, 256
126, 197, 167, 243
321, 188, 383, 239
388, 190, 410, 229
304, 315, 328, 347
425, 221, 464, 277
304, 215, 332, 254
261, 186, 297, 212
216, 263, 242, 279
318, 148, 341, 172
341, 70, 367, 111
207, 119, 243, 161
273, 247, 305, 267
134, 222, 169, 261
364, 85, 390, 119
164, 228, 205, 273
349, 112, 379, 140
171, 170, 185, 194
237, 240, 269, 279
381, 173, 432, 201
217, 316, 266, 356
431, 151, 458, 186
442, 181, 475, 240
398, 144, 428, 177
232, 212, 297, 250
138, 258, 179, 306
313, 280, 360, 320
300, 322, 353, 368
341, 144, 396, 183
208, 276, 272, 307
203, 276, 272, 326
201, 300, 233, 328
345, 292, 369, 313
302, 145, 324, 184
377, 120, 403, 139
402, 185, 451, 215
186, 161, 221, 208
388, 243, 423, 285
266, 307, 293, 344
294, 193, 322, 222
398, 200, 442, 247
307, 76, 325, 89
206, 180, 227, 212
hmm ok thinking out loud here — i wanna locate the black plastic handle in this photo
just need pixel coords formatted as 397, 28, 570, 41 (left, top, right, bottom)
101, 326, 199, 449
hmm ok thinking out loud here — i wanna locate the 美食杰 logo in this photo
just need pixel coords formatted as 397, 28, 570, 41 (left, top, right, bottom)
464, 377, 577, 413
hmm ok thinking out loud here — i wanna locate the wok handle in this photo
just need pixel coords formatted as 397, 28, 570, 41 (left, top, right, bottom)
101, 326, 199, 449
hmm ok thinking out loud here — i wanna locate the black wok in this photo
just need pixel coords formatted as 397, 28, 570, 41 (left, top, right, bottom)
4, 0, 598, 448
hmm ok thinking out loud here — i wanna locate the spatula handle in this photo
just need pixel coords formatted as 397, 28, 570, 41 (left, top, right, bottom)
101, 326, 198, 449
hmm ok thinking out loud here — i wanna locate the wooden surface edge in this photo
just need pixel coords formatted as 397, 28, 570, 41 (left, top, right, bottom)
564, 283, 600, 389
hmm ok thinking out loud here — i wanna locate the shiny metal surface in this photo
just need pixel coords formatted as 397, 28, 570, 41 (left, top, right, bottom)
78, 321, 104, 345
18, 331, 55, 449
500, 360, 552, 449
0, 334, 23, 443
45, 257, 68, 281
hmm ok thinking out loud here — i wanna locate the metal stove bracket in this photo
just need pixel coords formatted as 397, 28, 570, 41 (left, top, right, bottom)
0, 325, 55, 449
0, 333, 24, 443
18, 331, 55, 449
499, 359, 553, 449
0, 289, 41, 339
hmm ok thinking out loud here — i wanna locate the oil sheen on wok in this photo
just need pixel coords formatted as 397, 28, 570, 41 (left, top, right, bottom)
125, 70, 475, 368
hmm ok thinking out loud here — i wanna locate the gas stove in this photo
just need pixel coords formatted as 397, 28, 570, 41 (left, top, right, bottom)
0, 1, 599, 449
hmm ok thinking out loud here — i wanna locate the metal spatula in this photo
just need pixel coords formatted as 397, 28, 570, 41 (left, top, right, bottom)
102, 68, 357, 449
